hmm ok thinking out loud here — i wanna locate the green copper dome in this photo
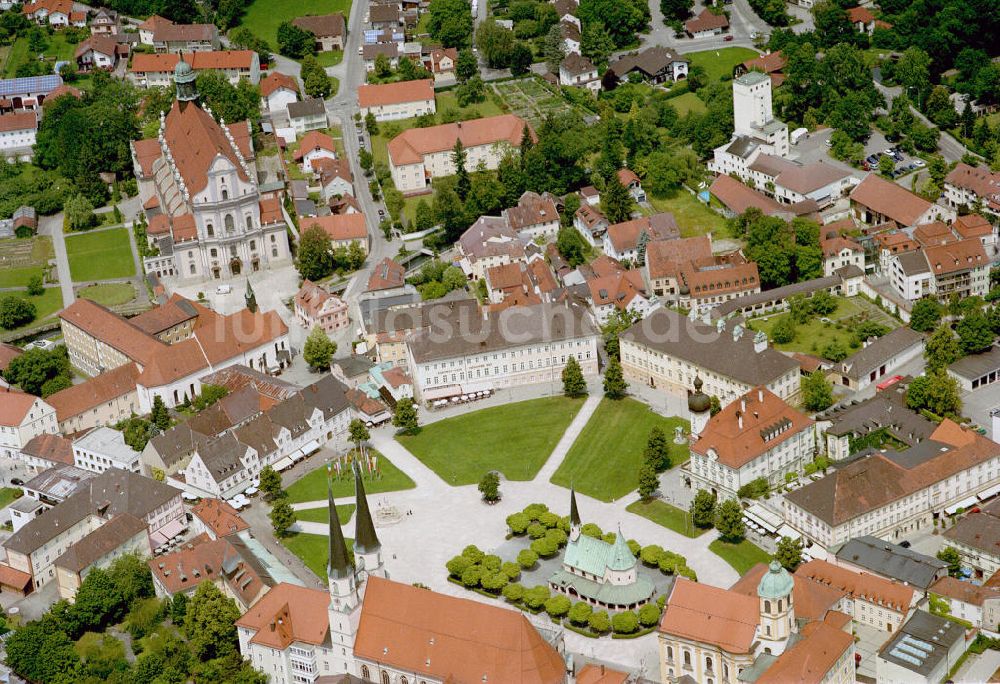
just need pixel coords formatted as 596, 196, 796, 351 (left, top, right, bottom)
606, 526, 635, 572
758, 560, 794, 599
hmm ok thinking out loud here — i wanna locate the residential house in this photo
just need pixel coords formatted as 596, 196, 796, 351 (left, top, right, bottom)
137, 16, 219, 52
190, 497, 249, 539
74, 35, 128, 71
573, 204, 609, 246
953, 213, 998, 258
458, 215, 527, 279
889, 238, 989, 304
0, 111, 37, 158
620, 309, 801, 406
820, 234, 865, 276
746, 155, 855, 207
944, 163, 1000, 217
406, 301, 600, 401
644, 235, 761, 310
358, 78, 435, 122
388, 114, 532, 193
559, 53, 599, 92
315, 158, 354, 201
72, 426, 142, 474
259, 71, 299, 115
685, 8, 729, 36
608, 46, 689, 85
832, 326, 925, 391
421, 47, 458, 80
560, 19, 581, 55
21, 0, 78, 27
291, 13, 346, 51
0, 469, 184, 592
287, 97, 328, 135
369, 3, 402, 30
618, 168, 646, 203
362, 43, 399, 72
942, 498, 1000, 578
0, 391, 56, 459
55, 512, 151, 599
130, 50, 259, 87
89, 8, 120, 35
18, 433, 73, 474
293, 130, 337, 172
846, 6, 891, 34
783, 420, 1000, 550
587, 270, 651, 325
366, 257, 407, 294
602, 213, 679, 263
294, 280, 350, 335
734, 50, 786, 88
0, 74, 64, 112
300, 214, 369, 252
503, 191, 560, 241
929, 576, 1000, 631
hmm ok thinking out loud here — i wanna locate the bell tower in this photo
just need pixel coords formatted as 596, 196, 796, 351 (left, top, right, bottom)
325, 467, 360, 671
353, 462, 386, 596
173, 54, 198, 103
757, 560, 796, 655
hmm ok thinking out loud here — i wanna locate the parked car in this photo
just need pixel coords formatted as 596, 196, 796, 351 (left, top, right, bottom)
723, 34, 734, 41
913, 159, 926, 167
216, 284, 232, 294
11, 478, 23, 486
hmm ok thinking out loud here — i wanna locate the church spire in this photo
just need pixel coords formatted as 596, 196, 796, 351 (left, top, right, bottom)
353, 462, 380, 554
326, 466, 352, 579
245, 279, 257, 312
569, 486, 581, 541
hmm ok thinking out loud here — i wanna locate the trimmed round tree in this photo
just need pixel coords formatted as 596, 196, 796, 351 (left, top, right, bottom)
612, 610, 639, 634
501, 562, 521, 581
517, 549, 539, 569
446, 555, 471, 578
588, 610, 611, 634
638, 603, 662, 627
461, 565, 482, 588
544, 595, 572, 620
502, 582, 525, 603
480, 572, 509, 594
568, 601, 593, 627
506, 512, 531, 535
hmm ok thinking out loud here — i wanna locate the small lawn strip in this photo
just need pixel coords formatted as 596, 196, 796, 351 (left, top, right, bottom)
709, 538, 771, 575
281, 532, 354, 581
666, 91, 707, 116
0, 487, 22, 509
65, 228, 135, 281
626, 499, 706, 538
551, 398, 689, 502
292, 504, 356, 525
648, 190, 729, 238
285, 451, 415, 503
687, 47, 760, 82
77, 282, 136, 307
398, 396, 585, 485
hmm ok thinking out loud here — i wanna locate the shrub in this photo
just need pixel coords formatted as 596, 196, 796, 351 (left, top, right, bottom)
506, 512, 531, 534
627, 539, 641, 556
568, 601, 593, 626
677, 565, 697, 581
523, 585, 550, 611
461, 565, 482, 588
531, 537, 559, 557
544, 595, 572, 619
446, 555, 471, 578
640, 545, 665, 566
538, 511, 561, 528
544, 528, 567, 547
502, 582, 525, 603
581, 523, 603, 538
588, 610, 611, 634
656, 594, 667, 609
480, 572, 508, 593
523, 503, 549, 521
638, 603, 662, 627
481, 554, 502, 572
517, 549, 539, 569
501, 562, 521, 581
527, 522, 547, 539
461, 545, 484, 563
612, 610, 639, 634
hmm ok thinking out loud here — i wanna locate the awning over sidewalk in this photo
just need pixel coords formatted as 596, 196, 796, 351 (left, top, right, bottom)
423, 385, 462, 401
272, 456, 294, 472
150, 517, 187, 547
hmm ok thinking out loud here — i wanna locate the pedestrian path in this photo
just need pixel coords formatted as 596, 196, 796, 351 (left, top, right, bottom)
534, 394, 600, 482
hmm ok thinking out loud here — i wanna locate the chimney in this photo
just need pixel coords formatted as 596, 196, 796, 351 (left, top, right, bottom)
740, 397, 746, 413
737, 411, 743, 430
758, 388, 764, 403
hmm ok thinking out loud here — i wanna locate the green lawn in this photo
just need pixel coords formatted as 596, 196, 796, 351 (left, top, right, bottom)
285, 452, 415, 503
398, 397, 585, 486
551, 398, 689, 502
239, 0, 352, 49
0, 487, 21, 509
315, 50, 344, 67
687, 47, 760, 82
77, 282, 136, 307
435, 91, 504, 119
65, 228, 135, 281
2, 33, 79, 78
648, 190, 729, 238
2, 287, 64, 336
709, 538, 771, 575
669, 91, 707, 116
748, 296, 899, 358
626, 499, 706, 538
281, 532, 354, 581
293, 504, 356, 524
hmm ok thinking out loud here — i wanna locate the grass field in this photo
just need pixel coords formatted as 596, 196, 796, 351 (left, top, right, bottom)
239, 0, 352, 49
436, 91, 504, 119
2, 33, 79, 78
649, 190, 729, 238
551, 398, 689, 502
669, 91, 707, 116
65, 228, 134, 281
286, 453, 415, 503
77, 282, 135, 307
315, 50, 344, 67
709, 538, 771, 574
626, 499, 706, 538
0, 236, 53, 288
748, 296, 899, 358
687, 47, 759, 82
281, 532, 354, 581
293, 504, 356, 524
2, 287, 64, 335
398, 397, 585, 485
0, 487, 21, 509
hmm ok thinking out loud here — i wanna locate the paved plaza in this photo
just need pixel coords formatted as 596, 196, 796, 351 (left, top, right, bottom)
285, 384, 738, 670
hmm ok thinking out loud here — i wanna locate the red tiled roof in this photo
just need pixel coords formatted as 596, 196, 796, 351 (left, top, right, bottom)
260, 70, 299, 98
847, 6, 875, 23
685, 8, 729, 33
0, 390, 44, 427
367, 257, 406, 291
162, 99, 249, 194
21, 433, 73, 465
293, 130, 336, 161
236, 582, 331, 648
659, 578, 759, 654
358, 79, 434, 108
59, 299, 165, 366
46, 362, 140, 423
301, 214, 367, 243
388, 115, 532, 166
0, 343, 23, 372
850, 174, 933, 227
0, 112, 37, 133
923, 237, 988, 275
191, 497, 250, 537
796, 559, 914, 612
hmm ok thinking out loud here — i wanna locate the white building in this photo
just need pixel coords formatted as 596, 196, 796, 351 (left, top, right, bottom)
129, 50, 260, 88
358, 78, 435, 122
405, 302, 600, 401
259, 71, 299, 116
784, 419, 1000, 550
0, 111, 37, 159
733, 71, 788, 157
72, 426, 142, 474
0, 392, 57, 459
387, 114, 531, 194
559, 53, 599, 93
889, 238, 989, 304
687, 387, 814, 500
876, 611, 966, 684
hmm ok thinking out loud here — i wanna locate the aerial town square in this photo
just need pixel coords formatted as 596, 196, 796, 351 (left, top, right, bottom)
0, 0, 999, 680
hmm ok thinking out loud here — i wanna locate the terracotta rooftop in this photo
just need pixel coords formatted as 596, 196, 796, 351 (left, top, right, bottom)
946, 163, 1000, 205
161, 98, 250, 194
659, 578, 759, 654
0, 342, 22, 372
645, 236, 712, 279
505, 192, 559, 232
301, 214, 367, 243
45, 362, 140, 423
923, 237, 988, 275
295, 280, 346, 320
388, 114, 532, 166
685, 8, 729, 33
354, 577, 566, 683
293, 130, 336, 161
20, 433, 73, 466
605, 213, 679, 253
191, 497, 250, 537
0, 111, 37, 133
850, 174, 933, 227
954, 214, 994, 239
847, 6, 876, 23
742, 50, 785, 75
358, 78, 433, 108
130, 294, 198, 335
59, 299, 164, 366
757, 617, 854, 684
796, 560, 914, 612
131, 50, 255, 73
730, 562, 846, 622
149, 533, 269, 607
930, 576, 1000, 607
260, 70, 299, 98
236, 582, 333, 648
366, 257, 406, 291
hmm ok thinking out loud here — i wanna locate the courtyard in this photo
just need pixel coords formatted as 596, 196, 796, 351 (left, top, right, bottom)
551, 398, 689, 502
65, 227, 135, 281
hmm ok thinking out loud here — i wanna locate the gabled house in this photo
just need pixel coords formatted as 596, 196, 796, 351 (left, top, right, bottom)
259, 71, 299, 115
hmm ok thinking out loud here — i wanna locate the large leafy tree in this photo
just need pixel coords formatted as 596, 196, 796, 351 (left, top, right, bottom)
775, 536, 804, 571
801, 371, 834, 412
0, 295, 36, 330
956, 310, 994, 355
905, 370, 962, 417
562, 356, 587, 397
715, 499, 745, 542
428, 0, 474, 47
296, 225, 334, 281
4, 346, 70, 395
603, 355, 627, 399
185, 582, 241, 660
689, 489, 716, 528
393, 397, 420, 434
303, 326, 337, 370
910, 297, 943, 332
924, 326, 962, 371
276, 21, 315, 58
195, 71, 261, 126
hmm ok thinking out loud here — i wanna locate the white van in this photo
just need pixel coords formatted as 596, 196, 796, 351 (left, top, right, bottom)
216, 284, 232, 295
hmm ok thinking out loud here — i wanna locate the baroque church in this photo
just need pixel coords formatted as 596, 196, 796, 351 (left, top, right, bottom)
131, 56, 291, 281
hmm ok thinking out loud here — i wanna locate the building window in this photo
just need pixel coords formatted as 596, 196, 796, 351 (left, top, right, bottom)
206, 223, 214, 237
361, 666, 370, 680
222, 188, 229, 200
381, 673, 390, 684
764, 600, 771, 613
225, 214, 235, 233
